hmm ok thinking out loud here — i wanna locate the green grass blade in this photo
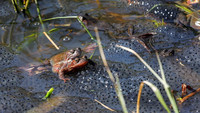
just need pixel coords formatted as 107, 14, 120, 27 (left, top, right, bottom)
25, 0, 30, 10
77, 17, 97, 42
34, 0, 45, 32
47, 28, 61, 34
175, 4, 193, 14
164, 85, 179, 113
146, 4, 161, 14
117, 45, 179, 113
116, 45, 164, 84
95, 27, 128, 113
143, 81, 171, 113
155, 52, 179, 113
11, 0, 18, 13
115, 75, 128, 113
43, 16, 78, 21
155, 51, 166, 82
43, 16, 97, 43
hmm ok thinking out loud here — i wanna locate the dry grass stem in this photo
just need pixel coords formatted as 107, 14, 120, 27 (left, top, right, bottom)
180, 87, 200, 104
136, 82, 144, 113
43, 32, 59, 50
94, 27, 115, 82
95, 27, 128, 113
94, 99, 116, 112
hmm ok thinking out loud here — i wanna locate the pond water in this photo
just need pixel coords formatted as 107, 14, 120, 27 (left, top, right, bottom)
0, 0, 200, 113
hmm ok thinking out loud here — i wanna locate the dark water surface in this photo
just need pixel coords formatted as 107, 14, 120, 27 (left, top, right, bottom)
0, 0, 200, 113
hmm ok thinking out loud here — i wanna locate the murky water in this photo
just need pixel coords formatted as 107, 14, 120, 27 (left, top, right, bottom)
0, 0, 200, 113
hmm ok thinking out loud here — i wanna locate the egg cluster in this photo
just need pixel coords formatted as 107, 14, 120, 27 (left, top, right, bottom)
0, 1, 15, 23
0, 0, 200, 113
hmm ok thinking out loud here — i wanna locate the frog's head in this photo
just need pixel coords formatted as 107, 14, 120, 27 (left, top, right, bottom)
69, 55, 89, 70
66, 48, 82, 60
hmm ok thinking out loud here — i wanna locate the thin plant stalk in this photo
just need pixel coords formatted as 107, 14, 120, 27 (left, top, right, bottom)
142, 81, 171, 113
180, 87, 200, 103
95, 27, 114, 82
95, 27, 128, 113
25, 0, 30, 9
116, 45, 179, 113
11, 0, 18, 13
164, 86, 179, 113
34, 0, 45, 32
34, 0, 60, 50
137, 81, 171, 113
155, 52, 178, 113
155, 51, 166, 82
136, 82, 144, 113
43, 16, 78, 21
43, 32, 59, 50
115, 74, 128, 113
94, 99, 116, 112
43, 16, 97, 42
146, 4, 161, 14
116, 45, 163, 84
77, 17, 97, 42
136, 81, 171, 113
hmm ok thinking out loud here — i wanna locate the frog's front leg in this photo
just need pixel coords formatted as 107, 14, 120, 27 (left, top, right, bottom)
58, 69, 70, 82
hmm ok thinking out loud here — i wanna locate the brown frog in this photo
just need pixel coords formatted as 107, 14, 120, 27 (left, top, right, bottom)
21, 48, 89, 82
49, 48, 89, 82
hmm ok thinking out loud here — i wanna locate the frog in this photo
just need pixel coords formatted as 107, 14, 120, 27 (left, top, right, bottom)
49, 48, 89, 82
20, 48, 89, 82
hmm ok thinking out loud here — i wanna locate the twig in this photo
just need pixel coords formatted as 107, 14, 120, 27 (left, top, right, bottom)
43, 32, 59, 50
94, 99, 116, 112
179, 87, 200, 104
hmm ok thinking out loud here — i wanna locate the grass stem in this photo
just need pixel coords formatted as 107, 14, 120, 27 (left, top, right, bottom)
43, 32, 59, 50
95, 27, 128, 113
34, 0, 45, 32
116, 45, 179, 113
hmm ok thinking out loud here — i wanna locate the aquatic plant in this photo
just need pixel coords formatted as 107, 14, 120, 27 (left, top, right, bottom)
11, 0, 31, 16
95, 27, 128, 113
116, 45, 179, 113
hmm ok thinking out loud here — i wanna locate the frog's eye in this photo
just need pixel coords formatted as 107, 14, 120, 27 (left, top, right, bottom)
75, 48, 81, 52
73, 48, 82, 56
75, 58, 80, 62
69, 49, 75, 53
82, 55, 87, 59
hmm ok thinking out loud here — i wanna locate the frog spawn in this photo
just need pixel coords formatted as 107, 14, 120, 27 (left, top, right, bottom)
1, 37, 200, 112
0, 1, 15, 23
13, 34, 200, 113
1, 1, 200, 113
1, 24, 200, 113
